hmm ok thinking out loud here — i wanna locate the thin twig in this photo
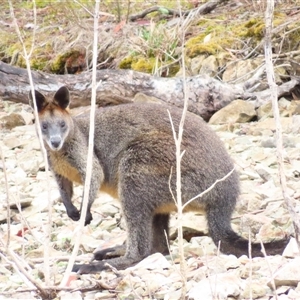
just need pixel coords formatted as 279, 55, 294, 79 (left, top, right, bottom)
0, 147, 10, 249
182, 168, 235, 211
0, 251, 36, 290
173, 1, 191, 298
260, 241, 278, 300
0, 244, 49, 298
248, 230, 253, 300
168, 166, 177, 205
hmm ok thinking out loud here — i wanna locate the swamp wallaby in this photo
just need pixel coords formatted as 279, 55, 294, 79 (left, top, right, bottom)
29, 86, 289, 274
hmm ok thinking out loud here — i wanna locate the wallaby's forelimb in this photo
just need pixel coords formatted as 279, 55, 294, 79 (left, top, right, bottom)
55, 174, 79, 221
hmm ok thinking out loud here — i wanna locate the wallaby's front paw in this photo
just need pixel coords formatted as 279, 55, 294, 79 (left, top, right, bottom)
84, 211, 93, 226
67, 208, 80, 221
72, 262, 106, 274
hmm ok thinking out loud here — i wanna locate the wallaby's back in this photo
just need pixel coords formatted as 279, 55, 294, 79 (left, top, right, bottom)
77, 103, 239, 211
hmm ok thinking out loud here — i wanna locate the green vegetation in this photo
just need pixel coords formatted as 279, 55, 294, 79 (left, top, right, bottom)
119, 21, 180, 75
185, 14, 288, 59
185, 19, 236, 58
119, 55, 179, 76
0, 1, 299, 75
50, 49, 86, 74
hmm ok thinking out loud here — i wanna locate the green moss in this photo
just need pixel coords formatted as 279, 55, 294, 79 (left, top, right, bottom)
186, 19, 238, 58
119, 55, 179, 76
51, 53, 68, 73
287, 22, 300, 50
119, 56, 133, 69
21, 0, 50, 9
131, 57, 155, 73
185, 32, 232, 58
30, 57, 48, 70
186, 14, 288, 59
6, 42, 22, 58
166, 64, 180, 77
241, 18, 265, 39
238, 16, 285, 40
5, 42, 26, 67
186, 38, 222, 57
4, 39, 53, 70
50, 49, 83, 74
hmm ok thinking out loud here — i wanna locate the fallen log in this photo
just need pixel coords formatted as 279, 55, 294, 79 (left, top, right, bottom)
0, 62, 299, 121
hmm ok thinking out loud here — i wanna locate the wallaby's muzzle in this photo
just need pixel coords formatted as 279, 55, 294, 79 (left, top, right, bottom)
49, 136, 62, 150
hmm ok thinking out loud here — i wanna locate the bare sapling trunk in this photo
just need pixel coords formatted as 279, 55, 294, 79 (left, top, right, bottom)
264, 0, 300, 249
59, 0, 101, 287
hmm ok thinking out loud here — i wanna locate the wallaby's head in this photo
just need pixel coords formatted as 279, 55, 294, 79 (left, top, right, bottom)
29, 86, 73, 151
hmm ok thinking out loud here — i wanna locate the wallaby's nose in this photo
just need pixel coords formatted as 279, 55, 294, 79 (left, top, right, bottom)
50, 137, 62, 149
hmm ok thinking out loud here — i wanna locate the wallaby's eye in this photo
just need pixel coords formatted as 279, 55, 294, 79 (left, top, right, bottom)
42, 122, 48, 130
60, 121, 66, 128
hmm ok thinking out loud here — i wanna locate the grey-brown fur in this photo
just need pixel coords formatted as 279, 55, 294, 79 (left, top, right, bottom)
29, 86, 289, 274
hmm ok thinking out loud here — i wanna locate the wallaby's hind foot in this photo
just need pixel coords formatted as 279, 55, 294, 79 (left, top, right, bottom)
72, 262, 106, 274
73, 256, 143, 274
93, 244, 126, 261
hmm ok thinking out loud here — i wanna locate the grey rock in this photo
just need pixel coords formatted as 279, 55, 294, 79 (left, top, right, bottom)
222, 58, 262, 83
190, 55, 206, 75
261, 138, 276, 148
271, 257, 300, 287
199, 55, 219, 77
242, 281, 270, 299
0, 113, 26, 129
189, 272, 243, 300
282, 238, 300, 258
255, 167, 272, 182
209, 100, 256, 125
133, 92, 162, 104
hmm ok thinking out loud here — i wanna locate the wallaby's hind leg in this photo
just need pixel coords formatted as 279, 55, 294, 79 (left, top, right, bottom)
93, 213, 169, 262
55, 174, 80, 221
152, 214, 170, 255
73, 187, 154, 273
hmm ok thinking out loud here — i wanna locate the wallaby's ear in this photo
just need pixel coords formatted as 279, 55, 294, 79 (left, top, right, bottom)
53, 86, 70, 110
28, 90, 47, 112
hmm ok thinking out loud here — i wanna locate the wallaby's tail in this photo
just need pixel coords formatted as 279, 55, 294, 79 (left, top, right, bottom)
206, 205, 289, 257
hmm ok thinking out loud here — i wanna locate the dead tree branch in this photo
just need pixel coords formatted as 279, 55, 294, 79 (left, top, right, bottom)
129, 0, 228, 21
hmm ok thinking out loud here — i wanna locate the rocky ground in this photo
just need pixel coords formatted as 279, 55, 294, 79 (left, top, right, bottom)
1, 96, 300, 300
